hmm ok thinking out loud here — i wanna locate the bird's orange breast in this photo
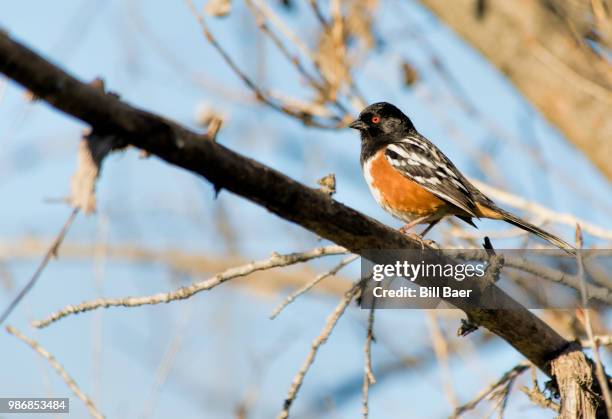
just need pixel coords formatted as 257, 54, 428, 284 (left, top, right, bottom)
365, 149, 446, 217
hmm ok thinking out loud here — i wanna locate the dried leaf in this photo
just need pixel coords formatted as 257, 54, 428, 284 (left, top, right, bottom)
317, 173, 336, 196
69, 133, 115, 214
345, 0, 377, 50
204, 0, 231, 17
316, 17, 349, 101
401, 60, 419, 87
314, 0, 378, 103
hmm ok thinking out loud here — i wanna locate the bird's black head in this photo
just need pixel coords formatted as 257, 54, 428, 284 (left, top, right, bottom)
349, 102, 415, 139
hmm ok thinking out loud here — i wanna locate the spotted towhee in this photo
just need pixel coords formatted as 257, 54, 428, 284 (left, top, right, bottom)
349, 102, 575, 254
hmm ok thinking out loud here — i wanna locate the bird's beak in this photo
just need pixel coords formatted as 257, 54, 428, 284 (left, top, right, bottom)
348, 119, 366, 130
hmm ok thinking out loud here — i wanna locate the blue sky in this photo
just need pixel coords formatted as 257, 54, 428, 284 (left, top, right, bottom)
0, 1, 609, 418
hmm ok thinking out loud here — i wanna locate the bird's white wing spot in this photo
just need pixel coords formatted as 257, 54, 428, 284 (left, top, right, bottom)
387, 144, 411, 159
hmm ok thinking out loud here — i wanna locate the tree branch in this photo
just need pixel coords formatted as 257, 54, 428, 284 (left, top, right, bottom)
6, 326, 105, 419
0, 30, 590, 379
31, 245, 347, 328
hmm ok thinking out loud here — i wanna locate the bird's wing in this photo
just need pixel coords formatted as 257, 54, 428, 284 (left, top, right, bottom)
384, 135, 480, 217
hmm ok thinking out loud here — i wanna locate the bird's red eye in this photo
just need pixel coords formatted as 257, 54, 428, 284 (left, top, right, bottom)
371, 116, 381, 123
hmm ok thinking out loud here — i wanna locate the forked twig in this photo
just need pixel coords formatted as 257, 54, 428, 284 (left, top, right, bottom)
362, 307, 376, 418
270, 253, 356, 319
32, 245, 347, 328
277, 281, 361, 419
451, 362, 530, 418
0, 208, 79, 325
6, 325, 104, 419
185, 0, 342, 129
575, 225, 612, 418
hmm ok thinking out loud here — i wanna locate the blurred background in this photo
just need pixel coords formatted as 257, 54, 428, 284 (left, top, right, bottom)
1, 0, 611, 418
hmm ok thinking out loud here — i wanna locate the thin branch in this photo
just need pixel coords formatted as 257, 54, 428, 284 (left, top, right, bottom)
0, 208, 79, 326
362, 307, 376, 419
277, 281, 361, 419
0, 30, 594, 379
245, 0, 325, 92
582, 335, 612, 348
427, 312, 459, 409
185, 0, 342, 129
471, 179, 612, 241
575, 225, 612, 418
249, 0, 317, 67
249, 0, 364, 112
453, 250, 612, 305
32, 246, 346, 328
140, 300, 193, 419
519, 376, 561, 414
0, 239, 354, 298
309, 0, 330, 28
6, 325, 104, 419
504, 255, 612, 305
451, 362, 530, 418
270, 253, 357, 319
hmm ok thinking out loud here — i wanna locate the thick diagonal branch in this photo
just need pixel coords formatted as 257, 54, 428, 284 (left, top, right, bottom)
0, 31, 589, 379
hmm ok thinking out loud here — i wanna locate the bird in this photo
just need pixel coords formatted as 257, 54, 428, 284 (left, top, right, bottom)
349, 102, 575, 254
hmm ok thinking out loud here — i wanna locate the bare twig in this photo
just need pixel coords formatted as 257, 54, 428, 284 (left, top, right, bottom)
270, 253, 356, 319
362, 307, 376, 419
582, 335, 612, 348
140, 300, 193, 419
427, 312, 458, 409
0, 208, 79, 326
471, 180, 612, 241
32, 245, 347, 328
248, 0, 364, 112
309, 0, 330, 28
505, 256, 612, 305
277, 281, 361, 419
575, 225, 612, 418
453, 250, 612, 305
92, 215, 109, 406
244, 0, 325, 93
6, 325, 104, 419
519, 383, 560, 413
451, 362, 530, 418
249, 0, 317, 67
186, 0, 342, 128
0, 239, 353, 298
0, 122, 117, 326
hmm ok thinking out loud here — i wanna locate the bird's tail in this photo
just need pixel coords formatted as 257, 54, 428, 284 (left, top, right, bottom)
490, 207, 576, 255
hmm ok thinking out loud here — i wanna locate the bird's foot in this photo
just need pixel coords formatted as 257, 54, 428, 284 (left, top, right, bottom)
399, 224, 415, 235
398, 227, 437, 249
399, 230, 426, 249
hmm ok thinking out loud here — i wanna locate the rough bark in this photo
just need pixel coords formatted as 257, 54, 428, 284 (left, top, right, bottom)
551, 342, 600, 419
0, 31, 608, 413
418, 0, 612, 181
